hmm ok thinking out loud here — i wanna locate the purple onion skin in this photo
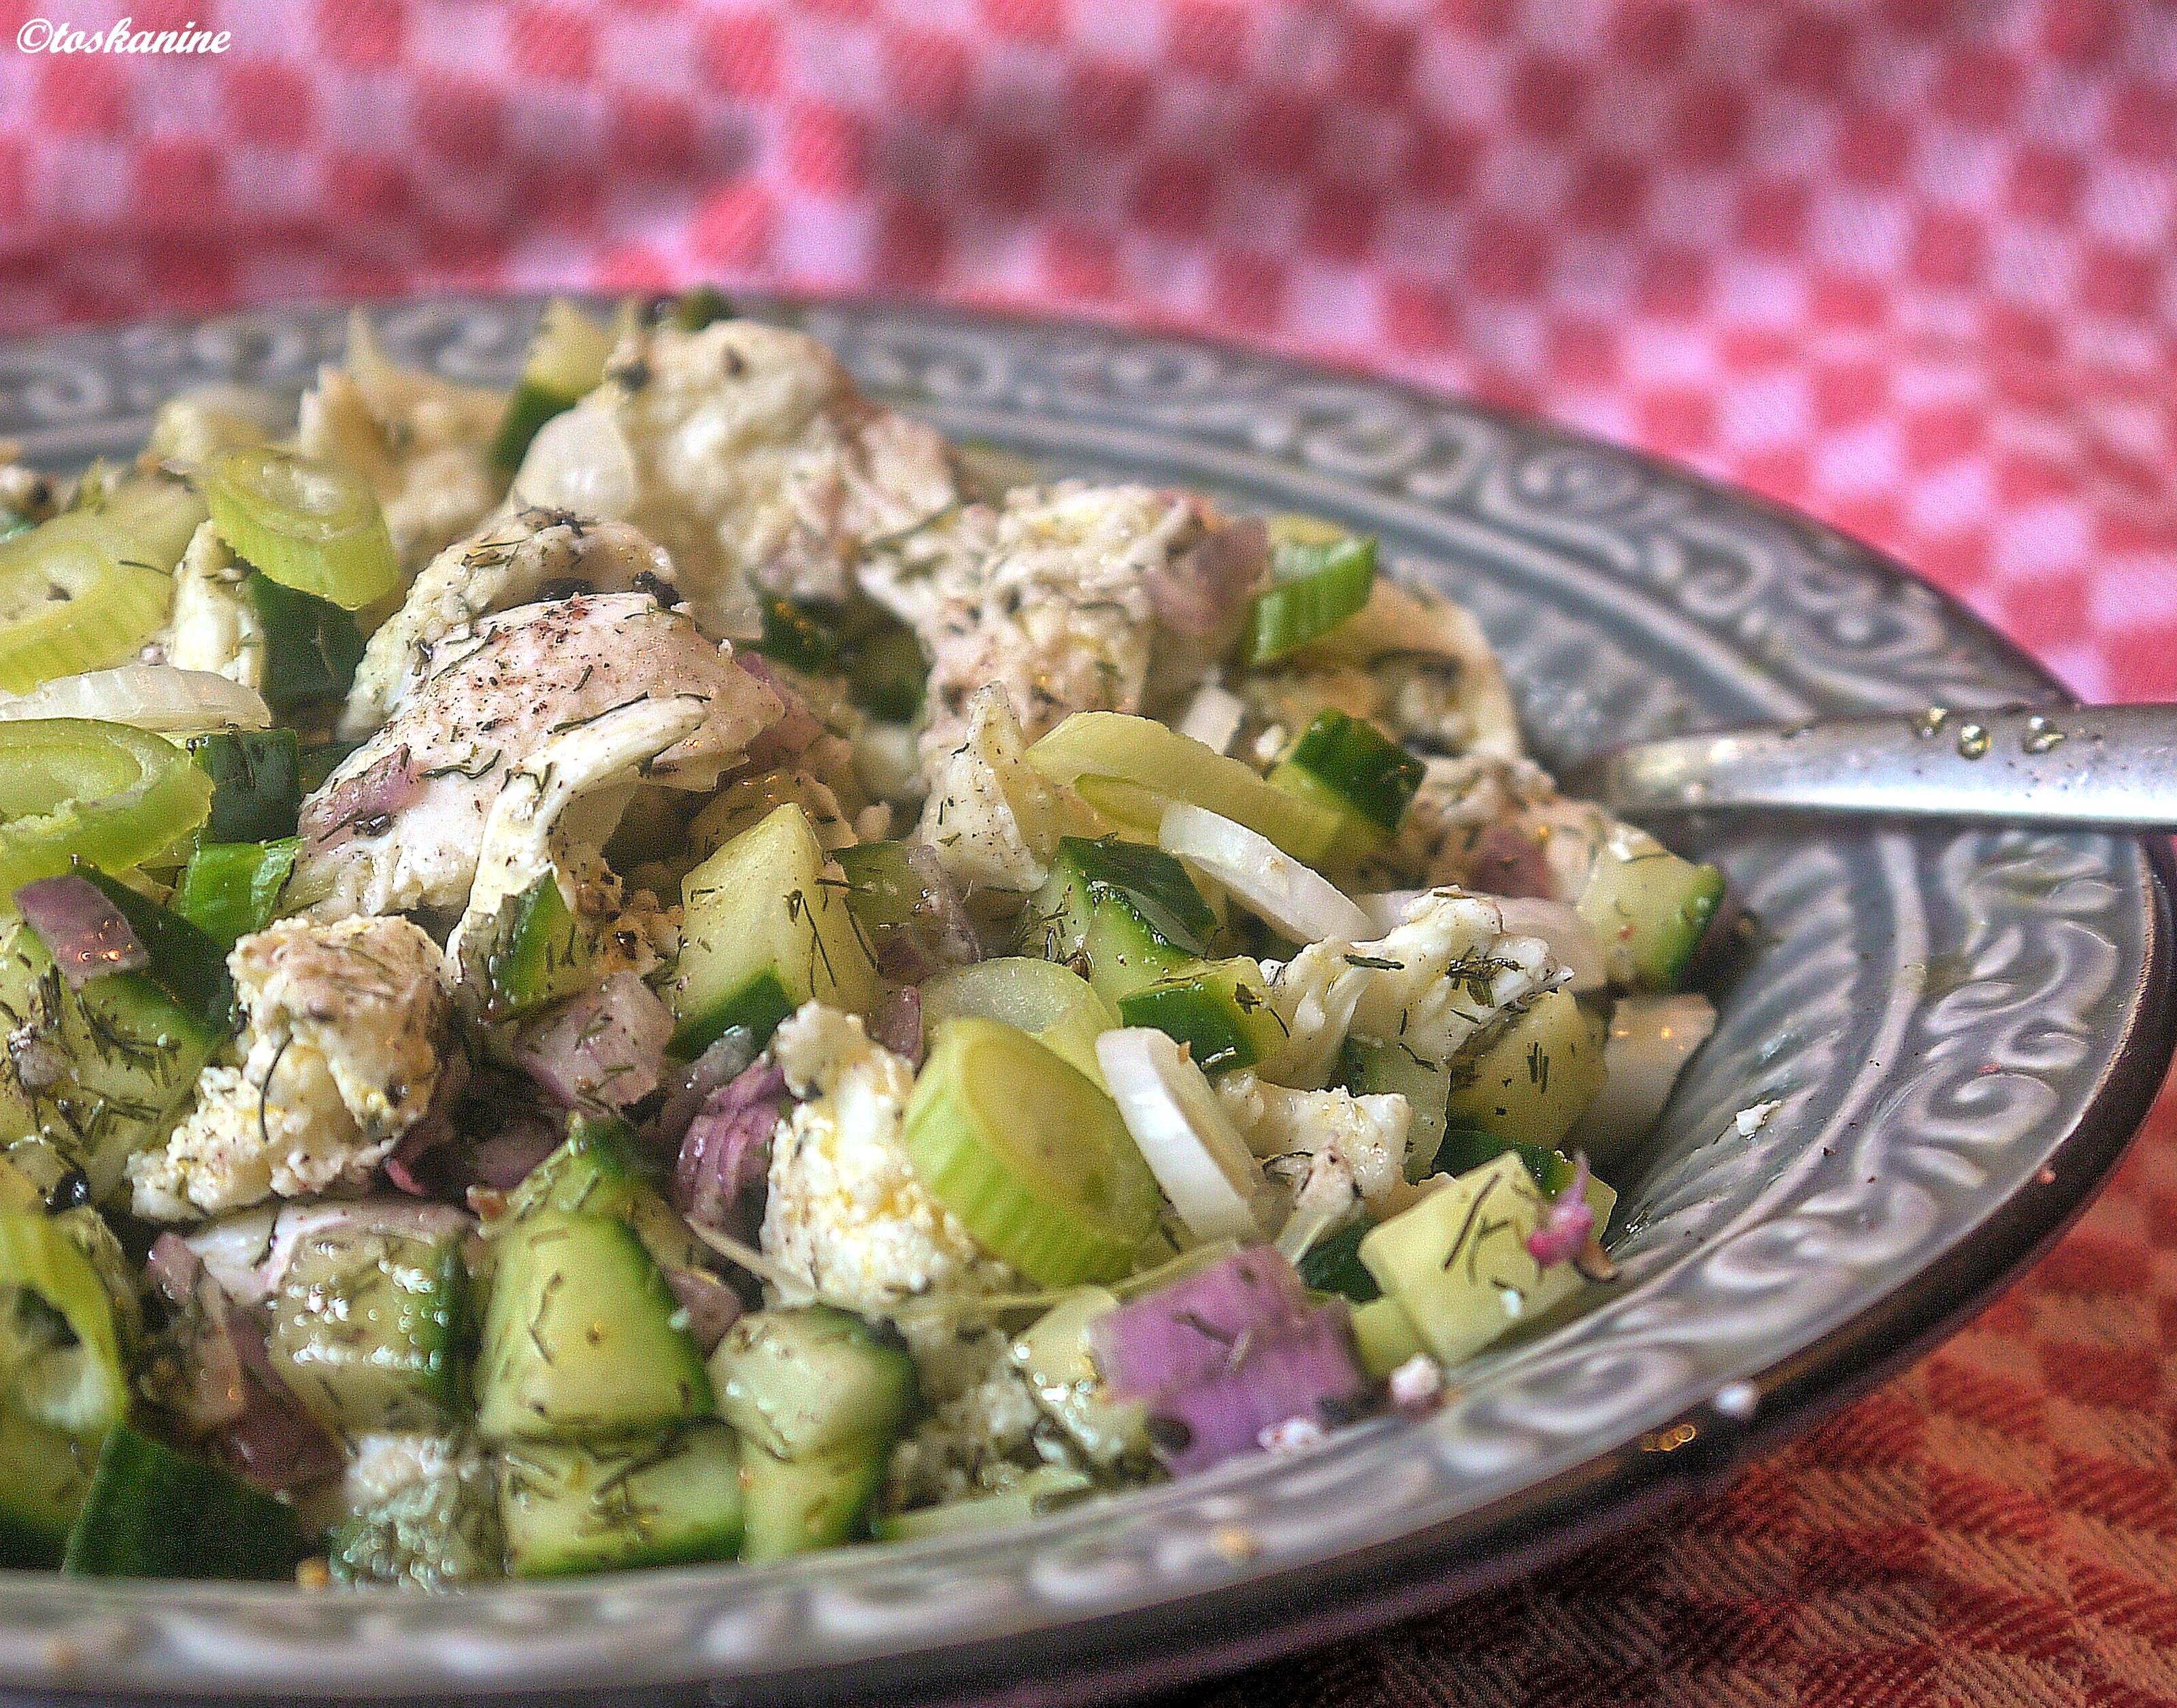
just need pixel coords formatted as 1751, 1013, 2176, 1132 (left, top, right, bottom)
1088, 1248, 1313, 1403
299, 744, 424, 857
1143, 1303, 1368, 1477
1467, 824, 1555, 900
664, 1267, 744, 1355
1147, 518, 1269, 638
673, 1060, 787, 1235
650, 1027, 761, 1153
14, 873, 149, 989
513, 972, 675, 1112
870, 985, 923, 1067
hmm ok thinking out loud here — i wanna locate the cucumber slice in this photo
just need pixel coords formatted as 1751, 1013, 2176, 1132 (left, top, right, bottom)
920, 957, 1117, 1090
1350, 1294, 1424, 1379
61, 1424, 308, 1580
1574, 825, 1725, 992
0, 1206, 127, 1437
474, 1212, 713, 1443
875, 1465, 1096, 1541
904, 1017, 1161, 1286
492, 299, 615, 473
1267, 709, 1422, 861
0, 920, 225, 1203
1357, 1150, 1616, 1367
499, 1424, 744, 1577
1026, 712, 1343, 864
171, 837, 299, 948
206, 446, 400, 609
1116, 957, 1289, 1075
242, 571, 366, 711
473, 871, 592, 1022
708, 1307, 919, 1462
1011, 1286, 1148, 1471
186, 727, 301, 844
1239, 528, 1376, 665
739, 1437, 888, 1564
263, 1222, 469, 1432
1442, 989, 1607, 1154
667, 803, 878, 1055
0, 1409, 98, 1567
1341, 1038, 1450, 1182
1020, 836, 1215, 1006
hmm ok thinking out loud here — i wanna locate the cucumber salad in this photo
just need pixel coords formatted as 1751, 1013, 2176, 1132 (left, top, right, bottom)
0, 293, 1727, 1586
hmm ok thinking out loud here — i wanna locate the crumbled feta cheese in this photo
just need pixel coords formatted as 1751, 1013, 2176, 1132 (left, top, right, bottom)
159, 521, 263, 689
1257, 1416, 1327, 1455
1217, 1072, 1410, 1220
916, 686, 1095, 892
1387, 1354, 1444, 1415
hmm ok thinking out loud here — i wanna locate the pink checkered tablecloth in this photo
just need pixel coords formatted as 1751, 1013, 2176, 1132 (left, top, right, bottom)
5, 3, 2177, 1701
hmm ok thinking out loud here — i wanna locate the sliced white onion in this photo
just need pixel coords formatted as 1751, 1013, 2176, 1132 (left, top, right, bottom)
1353, 889, 1426, 937
1159, 803, 1372, 946
1095, 1028, 1263, 1242
1174, 683, 1245, 755
1490, 897, 1607, 994
1582, 993, 1718, 1159
509, 401, 639, 520
0, 665, 272, 733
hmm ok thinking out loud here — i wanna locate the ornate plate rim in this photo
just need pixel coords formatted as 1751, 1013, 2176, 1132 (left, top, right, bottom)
0, 295, 2170, 1707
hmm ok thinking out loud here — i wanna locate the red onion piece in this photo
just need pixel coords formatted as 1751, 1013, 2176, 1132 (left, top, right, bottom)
513, 972, 675, 1111
220, 1304, 346, 1491
1142, 1302, 1368, 1477
465, 1115, 567, 1191
904, 843, 980, 971
1147, 519, 1269, 638
664, 1267, 744, 1355
673, 1060, 788, 1234
1466, 823, 1555, 900
737, 654, 826, 768
382, 1047, 472, 1199
299, 741, 422, 856
1088, 1248, 1313, 1403
869, 985, 923, 1067
651, 1027, 763, 1152
1525, 1153, 1597, 1269
14, 873, 149, 989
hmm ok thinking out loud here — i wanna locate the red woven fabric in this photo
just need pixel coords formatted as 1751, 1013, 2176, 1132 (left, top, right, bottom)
4, 3, 2175, 1701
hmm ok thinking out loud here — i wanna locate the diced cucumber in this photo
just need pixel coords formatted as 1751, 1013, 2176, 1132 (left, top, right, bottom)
919, 957, 1116, 1090
1442, 989, 1607, 1154
498, 1424, 744, 1578
487, 1113, 707, 1277
493, 299, 614, 473
474, 1213, 713, 1443
263, 1222, 469, 1432
874, 1465, 1095, 1541
841, 624, 926, 722
1295, 1216, 1380, 1303
171, 837, 299, 948
1020, 836, 1216, 1005
1429, 1128, 1576, 1195
1267, 710, 1421, 862
667, 803, 878, 1055
1342, 1038, 1450, 1182
61, 1424, 308, 1581
708, 1307, 919, 1462
738, 1437, 889, 1564
1357, 1151, 1616, 1367
905, 1018, 1163, 1286
242, 571, 365, 712
1350, 1295, 1424, 1380
1011, 1287, 1148, 1471
0, 1204, 129, 1437
186, 728, 302, 844
1574, 825, 1725, 991
0, 1408, 98, 1567
1116, 957, 1288, 1075
750, 595, 841, 676
0, 919, 225, 1203
472, 871, 591, 1022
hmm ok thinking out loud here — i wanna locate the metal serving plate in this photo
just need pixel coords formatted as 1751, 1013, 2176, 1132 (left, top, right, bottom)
0, 298, 2168, 1706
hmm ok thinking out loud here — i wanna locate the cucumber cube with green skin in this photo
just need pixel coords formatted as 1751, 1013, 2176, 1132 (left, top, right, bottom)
708, 1307, 920, 1462
171, 837, 299, 948
475, 1213, 713, 1444
1350, 1294, 1425, 1380
738, 1436, 890, 1564
488, 1114, 708, 1279
874, 1465, 1097, 1541
1295, 1216, 1380, 1303
186, 728, 302, 843
243, 571, 365, 711
1268, 709, 1423, 861
750, 595, 841, 675
1342, 1038, 1450, 1182
667, 803, 878, 1056
1021, 836, 1217, 1006
1574, 825, 1726, 991
61, 1424, 308, 1580
0, 916, 227, 1203
263, 1225, 470, 1432
1358, 1151, 1617, 1368
1429, 1127, 1577, 1194
1116, 957, 1289, 1075
0, 1407, 98, 1567
498, 1424, 744, 1577
1442, 988, 1607, 1154
476, 871, 591, 1022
